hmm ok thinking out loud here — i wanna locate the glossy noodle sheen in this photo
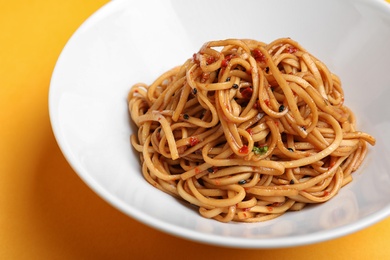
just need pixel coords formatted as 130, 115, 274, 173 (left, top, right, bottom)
127, 38, 376, 223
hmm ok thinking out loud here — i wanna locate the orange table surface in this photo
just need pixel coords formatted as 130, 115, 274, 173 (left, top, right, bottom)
2, 0, 390, 259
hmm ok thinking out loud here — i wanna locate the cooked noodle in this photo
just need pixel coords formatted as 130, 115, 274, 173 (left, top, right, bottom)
128, 38, 376, 223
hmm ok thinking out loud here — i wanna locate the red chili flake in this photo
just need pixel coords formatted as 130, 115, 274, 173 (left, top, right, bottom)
221, 54, 234, 67
157, 117, 161, 121
252, 49, 266, 62
264, 99, 270, 107
189, 136, 199, 147
274, 120, 279, 127
253, 102, 259, 109
267, 206, 273, 212
215, 180, 221, 185
240, 87, 253, 99
246, 128, 254, 136
243, 207, 250, 212
194, 167, 201, 174
284, 46, 298, 54
134, 89, 138, 93
324, 190, 330, 196
206, 56, 216, 65
221, 58, 229, 67
239, 145, 249, 154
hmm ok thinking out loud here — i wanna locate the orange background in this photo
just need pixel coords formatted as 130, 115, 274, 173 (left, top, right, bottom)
1, 0, 390, 259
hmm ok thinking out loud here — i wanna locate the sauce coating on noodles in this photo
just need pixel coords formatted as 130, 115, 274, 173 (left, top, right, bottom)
128, 38, 376, 223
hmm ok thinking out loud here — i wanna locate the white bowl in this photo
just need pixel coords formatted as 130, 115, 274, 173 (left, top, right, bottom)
49, 0, 390, 248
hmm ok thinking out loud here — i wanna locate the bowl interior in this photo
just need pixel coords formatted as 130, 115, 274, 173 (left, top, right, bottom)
49, 0, 390, 248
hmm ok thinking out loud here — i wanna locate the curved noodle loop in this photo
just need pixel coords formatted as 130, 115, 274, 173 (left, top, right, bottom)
128, 38, 375, 223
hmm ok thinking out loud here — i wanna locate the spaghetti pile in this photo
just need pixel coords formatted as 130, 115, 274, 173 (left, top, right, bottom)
128, 38, 375, 223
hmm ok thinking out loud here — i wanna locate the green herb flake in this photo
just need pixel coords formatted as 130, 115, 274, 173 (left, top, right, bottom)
253, 146, 268, 155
